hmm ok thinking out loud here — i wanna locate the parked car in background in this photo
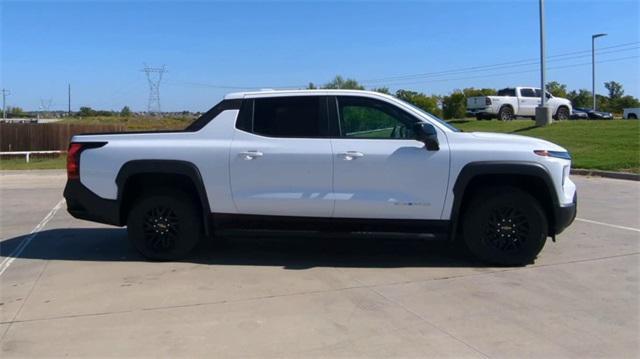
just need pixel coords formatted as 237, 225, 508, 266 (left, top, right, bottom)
574, 108, 613, 120
623, 108, 639, 119
570, 108, 589, 119
467, 87, 572, 121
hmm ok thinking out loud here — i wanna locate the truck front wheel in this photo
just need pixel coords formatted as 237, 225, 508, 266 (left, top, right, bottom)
497, 106, 513, 121
127, 189, 203, 260
462, 187, 548, 266
555, 106, 570, 121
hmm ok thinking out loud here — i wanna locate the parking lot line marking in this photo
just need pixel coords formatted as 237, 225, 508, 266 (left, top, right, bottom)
0, 198, 64, 277
576, 217, 640, 233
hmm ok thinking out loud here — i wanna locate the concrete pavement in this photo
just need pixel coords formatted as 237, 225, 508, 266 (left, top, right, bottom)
0, 170, 638, 358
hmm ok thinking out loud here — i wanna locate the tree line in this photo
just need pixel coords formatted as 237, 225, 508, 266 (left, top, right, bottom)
310, 76, 640, 119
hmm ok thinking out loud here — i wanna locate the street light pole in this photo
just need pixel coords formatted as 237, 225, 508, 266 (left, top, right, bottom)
535, 0, 552, 126
592, 33, 607, 110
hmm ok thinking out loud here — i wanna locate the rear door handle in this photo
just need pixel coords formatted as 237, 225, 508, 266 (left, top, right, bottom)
239, 151, 263, 160
340, 151, 364, 160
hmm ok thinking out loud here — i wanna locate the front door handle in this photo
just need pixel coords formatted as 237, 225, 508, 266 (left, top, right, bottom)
340, 151, 364, 161
239, 151, 263, 160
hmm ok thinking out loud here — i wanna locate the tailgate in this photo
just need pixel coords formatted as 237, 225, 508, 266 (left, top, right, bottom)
467, 97, 487, 109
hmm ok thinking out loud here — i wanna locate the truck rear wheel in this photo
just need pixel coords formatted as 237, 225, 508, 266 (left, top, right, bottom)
462, 187, 547, 266
497, 106, 513, 121
127, 189, 203, 261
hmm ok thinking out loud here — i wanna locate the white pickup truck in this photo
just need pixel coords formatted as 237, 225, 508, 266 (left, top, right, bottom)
64, 90, 577, 266
467, 87, 572, 121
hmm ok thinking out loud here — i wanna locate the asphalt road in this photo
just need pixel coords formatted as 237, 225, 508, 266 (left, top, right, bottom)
1, 170, 638, 358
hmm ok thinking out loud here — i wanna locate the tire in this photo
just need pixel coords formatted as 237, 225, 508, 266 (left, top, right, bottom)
475, 114, 484, 121
497, 106, 513, 121
462, 187, 548, 266
127, 189, 203, 261
555, 106, 570, 121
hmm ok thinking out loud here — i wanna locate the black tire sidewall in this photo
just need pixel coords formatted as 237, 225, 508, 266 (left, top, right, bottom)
499, 107, 512, 121
127, 191, 202, 261
463, 189, 548, 266
556, 107, 569, 121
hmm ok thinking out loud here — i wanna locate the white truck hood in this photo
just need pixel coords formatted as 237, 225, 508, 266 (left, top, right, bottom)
464, 131, 567, 152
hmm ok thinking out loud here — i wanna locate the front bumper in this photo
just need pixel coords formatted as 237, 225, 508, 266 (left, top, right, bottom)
554, 192, 577, 235
63, 179, 123, 226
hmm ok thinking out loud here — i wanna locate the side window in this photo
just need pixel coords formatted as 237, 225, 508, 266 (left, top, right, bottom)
337, 97, 417, 139
497, 88, 516, 97
240, 96, 326, 138
520, 88, 536, 98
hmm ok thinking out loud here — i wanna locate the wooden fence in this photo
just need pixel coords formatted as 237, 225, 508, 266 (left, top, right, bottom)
0, 123, 126, 152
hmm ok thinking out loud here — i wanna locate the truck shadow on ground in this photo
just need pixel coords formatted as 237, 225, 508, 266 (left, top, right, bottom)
0, 227, 487, 269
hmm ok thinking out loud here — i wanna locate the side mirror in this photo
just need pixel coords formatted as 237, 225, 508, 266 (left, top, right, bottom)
413, 122, 439, 151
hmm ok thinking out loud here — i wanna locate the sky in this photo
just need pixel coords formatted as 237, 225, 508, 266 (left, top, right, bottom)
1, 0, 639, 112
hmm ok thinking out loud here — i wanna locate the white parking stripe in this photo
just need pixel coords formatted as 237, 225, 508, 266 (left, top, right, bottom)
0, 198, 64, 277
576, 217, 640, 233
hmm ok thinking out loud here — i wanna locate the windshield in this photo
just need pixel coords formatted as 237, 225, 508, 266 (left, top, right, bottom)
398, 99, 461, 132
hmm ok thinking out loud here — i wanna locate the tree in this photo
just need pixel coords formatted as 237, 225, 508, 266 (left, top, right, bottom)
7, 106, 25, 118
442, 91, 466, 119
461, 88, 496, 97
545, 81, 567, 98
78, 106, 96, 117
395, 89, 442, 117
306, 82, 317, 89
604, 81, 624, 99
322, 75, 364, 90
566, 89, 592, 108
120, 106, 132, 117
371, 87, 390, 94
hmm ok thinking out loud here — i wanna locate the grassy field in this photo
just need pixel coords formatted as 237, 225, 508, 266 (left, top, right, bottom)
58, 116, 194, 131
450, 119, 640, 173
0, 156, 67, 170
1, 119, 638, 173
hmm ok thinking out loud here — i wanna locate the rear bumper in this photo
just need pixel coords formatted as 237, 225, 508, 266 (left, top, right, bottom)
466, 108, 490, 115
554, 192, 577, 235
63, 179, 122, 226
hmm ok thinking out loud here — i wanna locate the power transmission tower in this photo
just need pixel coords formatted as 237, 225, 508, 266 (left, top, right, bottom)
141, 64, 167, 115
1, 88, 10, 121
38, 98, 52, 121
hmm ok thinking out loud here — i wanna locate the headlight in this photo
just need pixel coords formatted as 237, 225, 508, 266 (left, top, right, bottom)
534, 150, 572, 160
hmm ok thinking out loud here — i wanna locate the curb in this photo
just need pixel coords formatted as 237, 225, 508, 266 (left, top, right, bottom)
571, 168, 640, 181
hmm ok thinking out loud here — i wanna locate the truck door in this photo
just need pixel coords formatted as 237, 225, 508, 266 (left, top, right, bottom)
519, 88, 539, 116
229, 96, 334, 217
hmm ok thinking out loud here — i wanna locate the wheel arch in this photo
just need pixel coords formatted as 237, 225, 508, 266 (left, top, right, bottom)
116, 160, 212, 236
449, 162, 559, 241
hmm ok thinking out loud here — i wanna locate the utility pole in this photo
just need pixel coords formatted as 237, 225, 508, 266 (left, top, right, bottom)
592, 33, 607, 110
68, 83, 71, 116
535, 0, 552, 126
1, 88, 9, 121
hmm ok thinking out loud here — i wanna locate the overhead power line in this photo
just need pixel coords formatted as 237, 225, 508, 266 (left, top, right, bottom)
370, 55, 639, 87
163, 41, 639, 91
360, 42, 640, 84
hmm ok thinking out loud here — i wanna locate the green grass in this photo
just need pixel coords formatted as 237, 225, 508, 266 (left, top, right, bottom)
450, 119, 640, 173
59, 116, 194, 131
0, 156, 67, 170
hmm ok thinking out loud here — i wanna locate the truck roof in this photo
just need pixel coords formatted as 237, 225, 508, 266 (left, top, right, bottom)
224, 89, 389, 99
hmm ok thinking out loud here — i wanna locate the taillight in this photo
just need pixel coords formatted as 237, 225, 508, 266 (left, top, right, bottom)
485, 97, 492, 105
67, 143, 83, 180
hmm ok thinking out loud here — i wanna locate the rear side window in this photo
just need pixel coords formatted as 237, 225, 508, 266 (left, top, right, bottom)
520, 88, 537, 97
497, 88, 516, 97
239, 96, 327, 138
